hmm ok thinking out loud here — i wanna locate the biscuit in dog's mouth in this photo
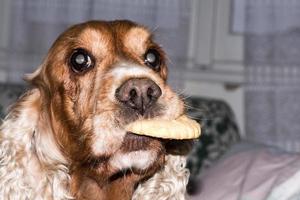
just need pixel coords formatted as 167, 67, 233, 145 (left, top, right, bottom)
125, 115, 201, 140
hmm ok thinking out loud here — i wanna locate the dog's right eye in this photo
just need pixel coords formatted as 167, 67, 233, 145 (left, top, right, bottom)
144, 49, 161, 71
70, 49, 94, 73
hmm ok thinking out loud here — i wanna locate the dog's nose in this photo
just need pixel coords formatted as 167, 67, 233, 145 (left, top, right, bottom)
115, 78, 162, 115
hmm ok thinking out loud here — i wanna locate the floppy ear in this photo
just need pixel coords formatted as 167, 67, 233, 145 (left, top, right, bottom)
22, 62, 67, 163
0, 87, 71, 199
24, 62, 51, 100
23, 64, 43, 83
0, 89, 40, 199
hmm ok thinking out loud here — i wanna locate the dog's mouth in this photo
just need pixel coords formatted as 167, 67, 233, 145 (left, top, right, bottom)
121, 132, 160, 152
116, 106, 166, 153
122, 115, 198, 156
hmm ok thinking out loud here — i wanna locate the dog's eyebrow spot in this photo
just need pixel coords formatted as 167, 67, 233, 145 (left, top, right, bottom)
123, 27, 151, 55
78, 28, 111, 56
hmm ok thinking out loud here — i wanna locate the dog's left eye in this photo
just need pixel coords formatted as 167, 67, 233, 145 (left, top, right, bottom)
70, 49, 94, 73
144, 49, 160, 71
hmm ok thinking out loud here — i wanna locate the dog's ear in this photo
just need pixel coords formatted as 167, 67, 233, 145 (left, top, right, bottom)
24, 65, 43, 83
2, 86, 70, 198
24, 63, 51, 100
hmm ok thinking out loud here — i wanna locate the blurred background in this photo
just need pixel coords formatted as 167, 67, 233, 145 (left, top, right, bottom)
1, 0, 300, 198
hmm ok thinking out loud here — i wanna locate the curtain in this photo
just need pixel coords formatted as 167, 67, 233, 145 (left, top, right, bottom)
1, 0, 190, 89
233, 0, 300, 152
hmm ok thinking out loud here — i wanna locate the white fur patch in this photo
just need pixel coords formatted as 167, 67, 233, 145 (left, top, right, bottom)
111, 63, 158, 82
92, 115, 126, 155
110, 150, 157, 170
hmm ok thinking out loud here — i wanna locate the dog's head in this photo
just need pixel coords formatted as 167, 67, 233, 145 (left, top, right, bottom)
29, 20, 185, 197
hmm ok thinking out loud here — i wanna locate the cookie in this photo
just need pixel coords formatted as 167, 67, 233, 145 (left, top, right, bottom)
125, 115, 201, 140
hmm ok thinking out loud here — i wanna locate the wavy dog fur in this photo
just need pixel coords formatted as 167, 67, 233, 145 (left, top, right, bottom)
0, 20, 190, 200
0, 89, 72, 200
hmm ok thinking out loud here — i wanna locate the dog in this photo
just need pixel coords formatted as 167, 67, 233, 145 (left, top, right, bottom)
0, 20, 190, 200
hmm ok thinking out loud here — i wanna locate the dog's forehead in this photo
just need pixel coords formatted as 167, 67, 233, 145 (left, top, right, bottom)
122, 26, 151, 55
78, 28, 111, 55
70, 21, 152, 55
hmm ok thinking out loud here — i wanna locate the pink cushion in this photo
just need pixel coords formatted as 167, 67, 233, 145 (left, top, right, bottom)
189, 146, 300, 200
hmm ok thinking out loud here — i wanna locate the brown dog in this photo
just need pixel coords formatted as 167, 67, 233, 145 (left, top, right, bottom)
0, 20, 189, 200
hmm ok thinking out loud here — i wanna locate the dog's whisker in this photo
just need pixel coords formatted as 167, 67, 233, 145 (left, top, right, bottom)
184, 105, 207, 113
150, 26, 160, 34
188, 115, 211, 121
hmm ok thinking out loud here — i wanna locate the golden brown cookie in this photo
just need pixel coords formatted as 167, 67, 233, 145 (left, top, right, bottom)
125, 115, 201, 139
